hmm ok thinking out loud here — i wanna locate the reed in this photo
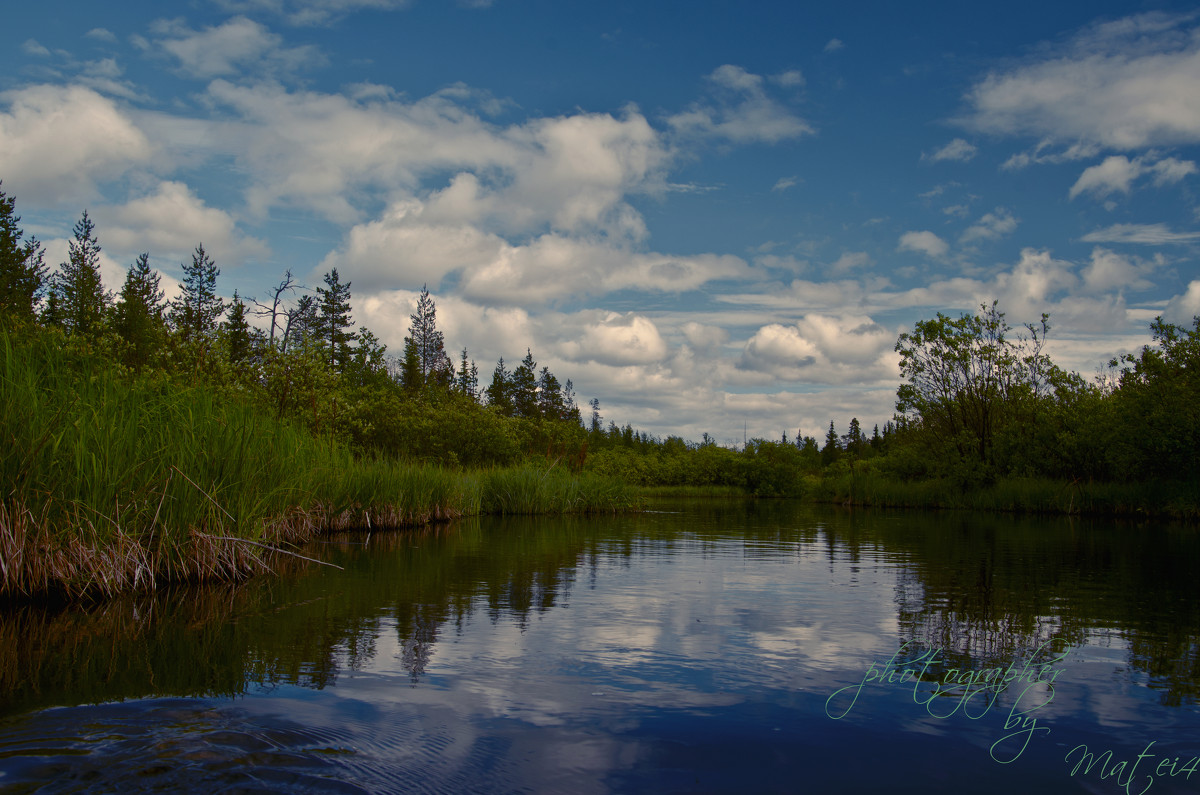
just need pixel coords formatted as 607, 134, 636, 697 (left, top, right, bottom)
0, 332, 639, 599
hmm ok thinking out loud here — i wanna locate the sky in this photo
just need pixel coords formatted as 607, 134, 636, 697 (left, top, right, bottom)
2, 0, 1199, 445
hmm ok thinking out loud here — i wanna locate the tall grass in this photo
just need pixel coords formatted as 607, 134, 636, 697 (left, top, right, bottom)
0, 332, 637, 599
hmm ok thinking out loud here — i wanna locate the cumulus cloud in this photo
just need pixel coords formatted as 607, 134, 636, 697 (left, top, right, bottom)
1165, 281, 1200, 324
959, 207, 1017, 244
897, 230, 949, 259
1079, 247, 1158, 294
97, 180, 270, 265
562, 313, 669, 366
204, 80, 667, 232
0, 84, 152, 203
667, 65, 815, 144
1081, 222, 1200, 244
737, 314, 895, 384
963, 12, 1200, 149
322, 201, 748, 303
153, 16, 325, 79
923, 138, 977, 163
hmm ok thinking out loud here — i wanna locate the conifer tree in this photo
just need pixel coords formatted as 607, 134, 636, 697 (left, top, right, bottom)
221, 290, 260, 368
169, 243, 224, 342
511, 348, 539, 418
55, 210, 109, 338
408, 284, 452, 386
486, 357, 513, 415
0, 183, 47, 321
455, 347, 479, 400
589, 397, 602, 433
316, 268, 356, 372
113, 253, 166, 370
537, 365, 564, 419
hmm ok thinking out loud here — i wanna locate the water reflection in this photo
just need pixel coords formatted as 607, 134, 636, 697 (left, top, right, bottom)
2, 502, 1199, 792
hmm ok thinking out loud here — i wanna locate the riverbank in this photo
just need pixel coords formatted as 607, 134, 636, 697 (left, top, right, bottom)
809, 468, 1200, 520
0, 332, 636, 600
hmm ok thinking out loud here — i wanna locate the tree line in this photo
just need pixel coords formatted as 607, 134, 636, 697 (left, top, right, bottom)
3, 182, 1197, 507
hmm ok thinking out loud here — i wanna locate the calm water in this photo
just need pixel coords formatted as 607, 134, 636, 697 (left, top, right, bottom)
1, 501, 1199, 793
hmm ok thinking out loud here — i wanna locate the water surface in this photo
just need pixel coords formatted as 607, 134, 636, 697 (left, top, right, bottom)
2, 501, 1198, 792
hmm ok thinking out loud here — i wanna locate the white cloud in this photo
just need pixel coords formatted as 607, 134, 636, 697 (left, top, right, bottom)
924, 138, 977, 163
1068, 154, 1196, 199
1080, 247, 1160, 294
772, 176, 798, 192
667, 65, 815, 144
0, 84, 152, 204
563, 313, 669, 366
97, 180, 270, 265
680, 321, 729, 354
212, 0, 412, 26
1165, 281, 1200, 324
1081, 223, 1200, 244
771, 70, 806, 88
85, 28, 119, 43
824, 39, 844, 53
205, 80, 667, 233
153, 16, 325, 79
737, 314, 896, 384
897, 230, 949, 259
22, 39, 51, 57
1000, 140, 1101, 170
963, 12, 1200, 149
959, 207, 1018, 244
829, 251, 871, 274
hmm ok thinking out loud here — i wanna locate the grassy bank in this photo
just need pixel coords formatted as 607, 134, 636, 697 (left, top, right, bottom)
0, 332, 636, 599
810, 468, 1200, 519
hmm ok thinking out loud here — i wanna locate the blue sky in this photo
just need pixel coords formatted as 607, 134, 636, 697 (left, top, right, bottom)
3, 1, 1199, 444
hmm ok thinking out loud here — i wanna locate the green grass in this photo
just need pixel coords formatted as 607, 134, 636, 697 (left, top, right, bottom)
0, 331, 637, 599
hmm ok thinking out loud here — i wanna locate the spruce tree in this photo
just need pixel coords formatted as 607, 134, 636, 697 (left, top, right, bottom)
113, 253, 166, 370
407, 284, 452, 387
455, 347, 479, 400
511, 349, 539, 418
221, 290, 260, 367
169, 243, 224, 342
316, 268, 356, 372
0, 183, 47, 321
486, 357, 513, 415
537, 365, 564, 419
56, 210, 108, 338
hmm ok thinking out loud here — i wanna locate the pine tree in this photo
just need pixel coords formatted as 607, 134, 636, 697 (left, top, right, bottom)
113, 253, 166, 370
0, 183, 47, 321
843, 417, 866, 456
56, 210, 109, 338
315, 268, 357, 372
169, 243, 224, 342
562, 379, 580, 424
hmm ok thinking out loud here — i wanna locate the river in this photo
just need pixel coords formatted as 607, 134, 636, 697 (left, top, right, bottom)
1, 500, 1198, 793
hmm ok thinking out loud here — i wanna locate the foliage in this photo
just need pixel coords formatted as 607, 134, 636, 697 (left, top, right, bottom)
112, 253, 166, 372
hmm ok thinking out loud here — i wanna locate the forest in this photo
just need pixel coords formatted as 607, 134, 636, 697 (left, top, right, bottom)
2, 185, 1198, 595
